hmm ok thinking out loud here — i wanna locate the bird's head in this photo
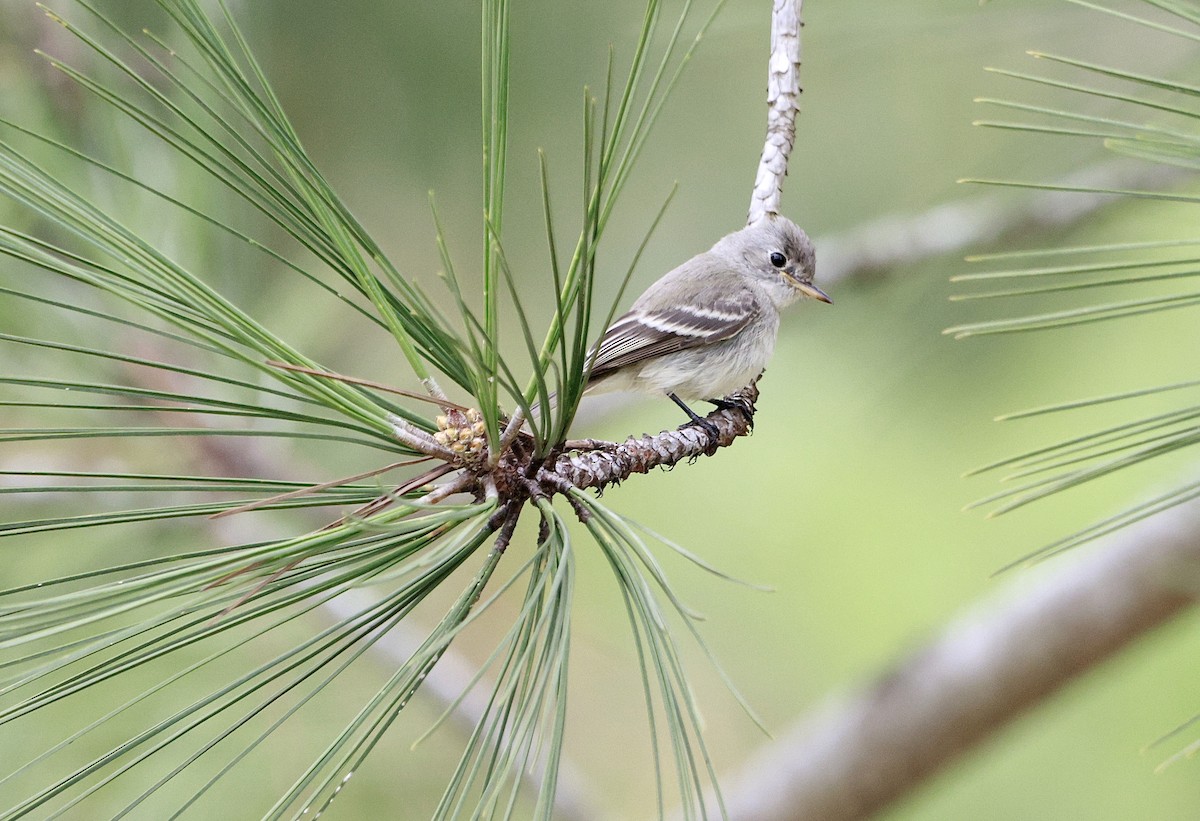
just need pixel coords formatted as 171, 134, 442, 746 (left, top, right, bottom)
715, 215, 831, 307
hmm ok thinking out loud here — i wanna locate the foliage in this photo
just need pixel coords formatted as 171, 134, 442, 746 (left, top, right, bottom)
0, 0, 745, 817
954, 0, 1200, 570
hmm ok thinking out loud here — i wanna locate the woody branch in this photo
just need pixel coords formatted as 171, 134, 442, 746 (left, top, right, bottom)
748, 0, 803, 227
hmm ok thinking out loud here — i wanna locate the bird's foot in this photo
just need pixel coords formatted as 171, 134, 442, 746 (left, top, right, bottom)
675, 417, 721, 455
669, 393, 723, 454
707, 395, 755, 430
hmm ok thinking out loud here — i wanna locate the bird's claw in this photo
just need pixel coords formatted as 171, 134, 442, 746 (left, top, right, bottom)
709, 395, 755, 430
678, 417, 722, 455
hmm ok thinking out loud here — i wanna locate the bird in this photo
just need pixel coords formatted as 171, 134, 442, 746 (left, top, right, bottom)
584, 214, 830, 436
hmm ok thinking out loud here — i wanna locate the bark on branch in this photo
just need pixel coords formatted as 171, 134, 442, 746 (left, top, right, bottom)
547, 380, 759, 493
748, 0, 803, 226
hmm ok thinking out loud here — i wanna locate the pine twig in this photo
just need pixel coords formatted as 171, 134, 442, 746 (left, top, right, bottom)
547, 381, 759, 494
747, 0, 803, 226
128, 363, 600, 820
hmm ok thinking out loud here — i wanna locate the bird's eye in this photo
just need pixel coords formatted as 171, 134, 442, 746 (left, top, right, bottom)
769, 251, 786, 268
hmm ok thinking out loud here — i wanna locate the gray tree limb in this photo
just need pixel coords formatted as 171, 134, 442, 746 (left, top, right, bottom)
715, 503, 1200, 821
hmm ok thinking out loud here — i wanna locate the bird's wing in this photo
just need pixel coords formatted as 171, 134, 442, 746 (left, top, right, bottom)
587, 289, 760, 379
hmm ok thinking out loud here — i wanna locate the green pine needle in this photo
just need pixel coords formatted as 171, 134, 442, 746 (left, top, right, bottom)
0, 0, 746, 816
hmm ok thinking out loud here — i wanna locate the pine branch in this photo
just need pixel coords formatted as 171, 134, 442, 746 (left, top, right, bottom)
398, 379, 762, 521
174, 396, 601, 821
711, 500, 1200, 821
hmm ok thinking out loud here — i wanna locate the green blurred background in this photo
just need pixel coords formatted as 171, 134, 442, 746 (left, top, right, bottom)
3, 0, 1200, 818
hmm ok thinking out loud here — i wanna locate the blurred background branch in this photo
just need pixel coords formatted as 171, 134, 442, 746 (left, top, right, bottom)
817, 160, 1185, 287
715, 498, 1200, 820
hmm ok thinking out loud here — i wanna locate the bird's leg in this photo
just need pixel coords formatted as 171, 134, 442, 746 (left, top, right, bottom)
707, 395, 755, 430
669, 392, 720, 442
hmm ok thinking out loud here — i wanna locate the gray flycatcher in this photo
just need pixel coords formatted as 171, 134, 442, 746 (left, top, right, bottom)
585, 214, 830, 433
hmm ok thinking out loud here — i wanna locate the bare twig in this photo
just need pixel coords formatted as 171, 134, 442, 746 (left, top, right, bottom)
494, 407, 527, 466
421, 374, 452, 407
388, 413, 459, 461
747, 0, 803, 226
714, 502, 1200, 821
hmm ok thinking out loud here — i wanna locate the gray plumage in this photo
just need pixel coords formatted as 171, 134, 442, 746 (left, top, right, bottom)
586, 214, 828, 403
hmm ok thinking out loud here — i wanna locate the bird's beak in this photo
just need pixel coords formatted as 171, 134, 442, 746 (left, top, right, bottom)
796, 280, 832, 304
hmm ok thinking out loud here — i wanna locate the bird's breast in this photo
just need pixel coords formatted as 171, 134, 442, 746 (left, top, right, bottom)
635, 319, 777, 400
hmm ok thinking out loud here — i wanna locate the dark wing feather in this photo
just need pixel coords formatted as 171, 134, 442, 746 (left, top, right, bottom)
587, 290, 759, 379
